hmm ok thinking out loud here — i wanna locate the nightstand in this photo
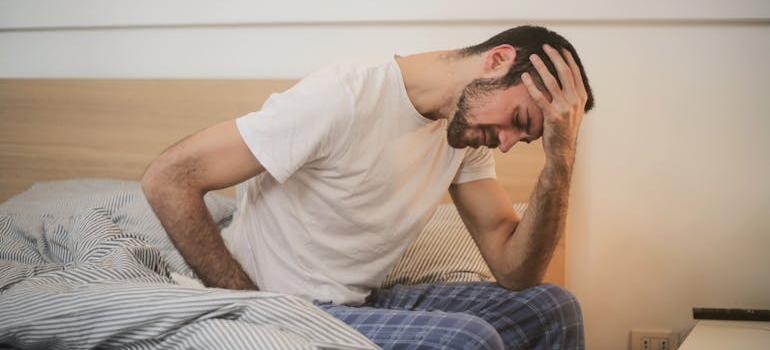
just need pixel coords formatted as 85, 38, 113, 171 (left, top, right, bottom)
678, 320, 770, 350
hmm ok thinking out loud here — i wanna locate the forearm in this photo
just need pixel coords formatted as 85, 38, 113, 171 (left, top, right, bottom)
143, 182, 258, 290
498, 155, 573, 290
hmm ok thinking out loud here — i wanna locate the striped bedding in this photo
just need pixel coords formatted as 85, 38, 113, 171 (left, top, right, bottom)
381, 202, 527, 288
0, 179, 378, 350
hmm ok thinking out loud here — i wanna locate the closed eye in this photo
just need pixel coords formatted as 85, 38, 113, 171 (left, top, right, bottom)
512, 107, 522, 128
524, 108, 532, 134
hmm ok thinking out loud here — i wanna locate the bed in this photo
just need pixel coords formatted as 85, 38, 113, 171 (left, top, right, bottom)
0, 79, 564, 349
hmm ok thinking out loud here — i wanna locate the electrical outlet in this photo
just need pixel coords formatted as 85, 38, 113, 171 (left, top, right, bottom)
630, 329, 680, 350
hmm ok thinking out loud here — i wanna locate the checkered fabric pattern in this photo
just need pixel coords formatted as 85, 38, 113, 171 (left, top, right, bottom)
317, 282, 584, 349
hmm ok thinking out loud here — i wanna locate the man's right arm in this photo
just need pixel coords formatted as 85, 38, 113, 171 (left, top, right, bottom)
141, 119, 264, 290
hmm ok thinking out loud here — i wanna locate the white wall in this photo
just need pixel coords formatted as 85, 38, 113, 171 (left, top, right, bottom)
566, 24, 770, 348
2, 0, 768, 78
2, 1, 769, 349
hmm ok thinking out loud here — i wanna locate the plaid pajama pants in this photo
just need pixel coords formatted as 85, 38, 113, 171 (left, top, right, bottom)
316, 282, 584, 350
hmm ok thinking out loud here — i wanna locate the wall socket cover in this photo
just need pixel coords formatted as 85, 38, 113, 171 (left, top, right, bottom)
630, 329, 680, 350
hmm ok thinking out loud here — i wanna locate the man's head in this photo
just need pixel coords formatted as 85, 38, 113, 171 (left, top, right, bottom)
447, 25, 595, 151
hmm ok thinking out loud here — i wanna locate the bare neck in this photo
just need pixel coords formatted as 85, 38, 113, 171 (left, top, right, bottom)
395, 50, 482, 121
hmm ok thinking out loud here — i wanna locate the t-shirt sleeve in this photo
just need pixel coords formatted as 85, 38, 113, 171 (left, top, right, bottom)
236, 68, 351, 183
452, 146, 497, 184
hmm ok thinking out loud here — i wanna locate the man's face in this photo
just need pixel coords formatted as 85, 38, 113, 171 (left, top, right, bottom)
447, 79, 544, 153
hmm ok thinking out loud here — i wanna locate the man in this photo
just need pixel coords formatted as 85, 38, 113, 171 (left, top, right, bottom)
143, 25, 595, 349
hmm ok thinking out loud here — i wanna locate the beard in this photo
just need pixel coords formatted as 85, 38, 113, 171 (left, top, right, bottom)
446, 78, 502, 149
446, 101, 471, 148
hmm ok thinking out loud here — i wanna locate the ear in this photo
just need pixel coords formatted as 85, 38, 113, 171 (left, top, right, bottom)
483, 44, 516, 78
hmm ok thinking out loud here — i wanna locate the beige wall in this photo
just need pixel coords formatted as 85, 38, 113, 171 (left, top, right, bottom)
2, 2, 769, 349
565, 24, 770, 348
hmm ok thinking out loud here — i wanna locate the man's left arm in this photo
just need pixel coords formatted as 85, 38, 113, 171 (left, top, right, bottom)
450, 45, 588, 290
449, 164, 571, 290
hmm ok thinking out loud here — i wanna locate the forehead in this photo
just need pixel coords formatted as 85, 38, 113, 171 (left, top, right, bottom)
499, 84, 541, 115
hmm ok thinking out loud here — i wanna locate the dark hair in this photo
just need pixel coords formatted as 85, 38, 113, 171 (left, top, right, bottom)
459, 25, 595, 112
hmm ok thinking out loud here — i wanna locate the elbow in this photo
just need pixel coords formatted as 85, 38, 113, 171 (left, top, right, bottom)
141, 158, 178, 204
499, 278, 543, 292
141, 161, 162, 201
141, 156, 206, 204
495, 268, 545, 291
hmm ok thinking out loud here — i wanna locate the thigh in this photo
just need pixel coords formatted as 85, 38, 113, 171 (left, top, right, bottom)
316, 303, 503, 350
368, 282, 584, 349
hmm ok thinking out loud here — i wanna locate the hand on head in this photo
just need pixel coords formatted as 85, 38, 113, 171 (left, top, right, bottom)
521, 44, 589, 160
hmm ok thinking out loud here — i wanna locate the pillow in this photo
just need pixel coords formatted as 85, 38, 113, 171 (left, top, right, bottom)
381, 202, 527, 289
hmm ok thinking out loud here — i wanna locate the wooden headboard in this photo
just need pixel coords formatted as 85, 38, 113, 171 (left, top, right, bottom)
0, 79, 561, 285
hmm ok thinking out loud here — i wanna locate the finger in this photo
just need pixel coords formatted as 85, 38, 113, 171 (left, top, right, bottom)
542, 44, 577, 97
528, 53, 563, 100
562, 49, 588, 103
521, 72, 553, 113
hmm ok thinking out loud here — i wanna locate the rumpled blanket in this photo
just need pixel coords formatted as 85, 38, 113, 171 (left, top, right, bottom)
0, 179, 378, 350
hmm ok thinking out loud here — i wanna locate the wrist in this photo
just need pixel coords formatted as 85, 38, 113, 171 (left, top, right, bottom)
542, 131, 578, 163
215, 259, 259, 291
544, 147, 575, 171
541, 155, 575, 187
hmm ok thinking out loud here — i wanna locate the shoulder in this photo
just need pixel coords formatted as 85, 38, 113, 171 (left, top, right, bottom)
321, 56, 400, 93
270, 57, 394, 108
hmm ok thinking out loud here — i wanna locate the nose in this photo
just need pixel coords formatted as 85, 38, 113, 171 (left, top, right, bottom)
497, 129, 522, 153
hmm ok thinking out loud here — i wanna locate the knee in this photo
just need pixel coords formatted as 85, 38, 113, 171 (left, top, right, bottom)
418, 313, 503, 350
457, 314, 505, 350
507, 283, 584, 348
533, 283, 583, 323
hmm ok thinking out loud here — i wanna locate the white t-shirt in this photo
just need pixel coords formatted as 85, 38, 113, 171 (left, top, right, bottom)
222, 56, 496, 305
